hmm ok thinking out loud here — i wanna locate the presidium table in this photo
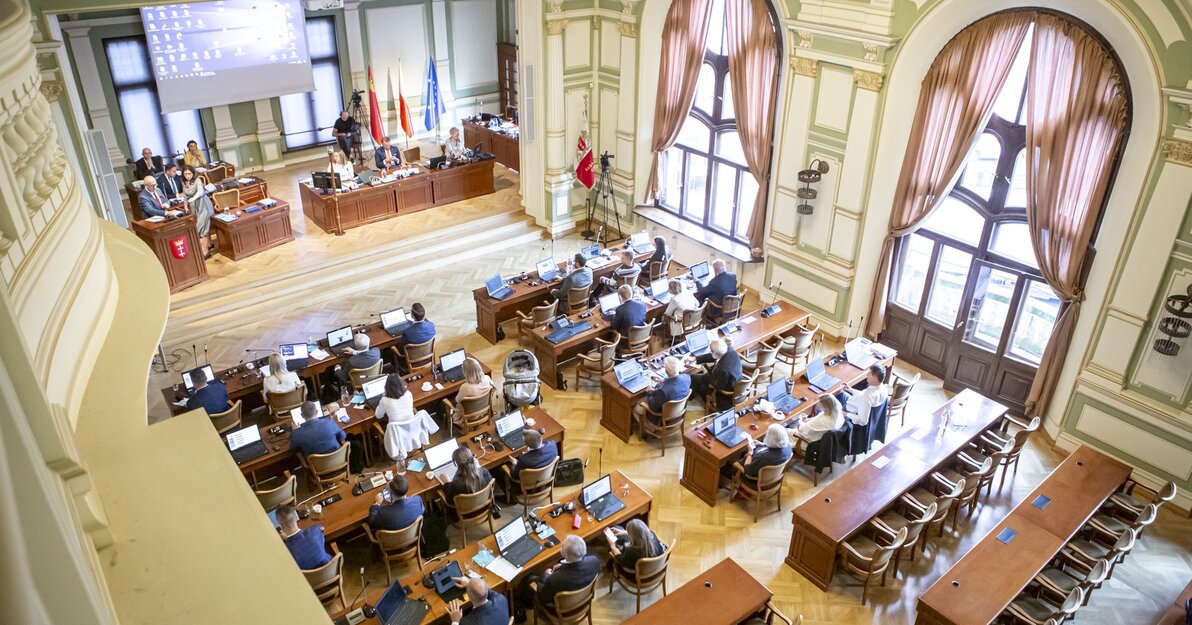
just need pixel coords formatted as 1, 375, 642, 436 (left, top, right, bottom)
300, 159, 495, 235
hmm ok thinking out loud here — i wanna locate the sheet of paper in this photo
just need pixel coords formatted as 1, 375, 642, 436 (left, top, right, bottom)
739, 316, 757, 325
309, 348, 330, 361
484, 556, 520, 582
871, 455, 892, 469
911, 427, 931, 440
435, 383, 444, 390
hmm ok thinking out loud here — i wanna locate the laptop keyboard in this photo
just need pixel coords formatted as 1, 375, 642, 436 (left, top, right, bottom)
386, 599, 428, 625
504, 538, 544, 567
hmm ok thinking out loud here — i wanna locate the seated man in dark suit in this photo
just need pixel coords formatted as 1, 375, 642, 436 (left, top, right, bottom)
289, 401, 346, 458
610, 284, 646, 338
138, 176, 183, 219
185, 368, 229, 415
632, 356, 691, 426
335, 333, 382, 383
399, 302, 436, 348
508, 429, 559, 484
277, 503, 332, 569
688, 338, 742, 409
695, 259, 738, 309
514, 535, 601, 622
133, 146, 165, 180
375, 136, 401, 170
447, 578, 510, 625
367, 474, 424, 531
156, 161, 184, 199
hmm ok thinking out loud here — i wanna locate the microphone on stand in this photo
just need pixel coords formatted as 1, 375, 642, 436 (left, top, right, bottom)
598, 447, 603, 478
192, 344, 198, 367
203, 343, 209, 366
761, 281, 784, 318
596, 225, 605, 249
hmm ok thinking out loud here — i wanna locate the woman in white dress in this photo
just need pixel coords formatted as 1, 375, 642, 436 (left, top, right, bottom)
181, 165, 216, 258
328, 151, 355, 187
264, 352, 302, 394
378, 374, 438, 459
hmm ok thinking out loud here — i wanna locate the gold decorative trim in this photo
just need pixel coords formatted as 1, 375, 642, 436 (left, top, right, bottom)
1161, 138, 1192, 165
39, 79, 62, 102
546, 0, 562, 13
546, 19, 567, 35
791, 56, 817, 78
853, 69, 884, 92
620, 0, 636, 14
592, 16, 600, 30
617, 21, 637, 38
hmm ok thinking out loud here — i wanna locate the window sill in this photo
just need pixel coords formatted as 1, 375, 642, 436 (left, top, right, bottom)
635, 205, 759, 263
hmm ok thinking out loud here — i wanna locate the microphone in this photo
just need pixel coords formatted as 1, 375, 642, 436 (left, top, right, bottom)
596, 225, 605, 247
761, 282, 783, 318
598, 447, 603, 478
203, 343, 209, 366
349, 568, 370, 611
856, 315, 866, 342
192, 344, 198, 367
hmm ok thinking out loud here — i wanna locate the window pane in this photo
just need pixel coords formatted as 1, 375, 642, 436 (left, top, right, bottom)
659, 148, 684, 210
962, 265, 1018, 351
693, 64, 716, 116
992, 28, 1032, 123
925, 246, 973, 326
736, 174, 758, 238
892, 233, 933, 313
711, 163, 737, 232
1006, 149, 1027, 207
164, 110, 204, 158
106, 39, 151, 85
706, 0, 726, 56
281, 61, 342, 149
958, 133, 1000, 201
1008, 280, 1058, 364
921, 196, 984, 247
684, 153, 708, 222
715, 130, 744, 164
675, 116, 710, 152
720, 74, 734, 120
990, 221, 1037, 268
118, 88, 167, 157
305, 17, 338, 59
311, 62, 344, 130
280, 91, 316, 148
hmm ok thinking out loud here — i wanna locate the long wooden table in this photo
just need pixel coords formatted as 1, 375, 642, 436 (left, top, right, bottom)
210, 198, 294, 261
471, 244, 650, 343
785, 389, 1009, 588
333, 469, 652, 624
914, 445, 1131, 625
463, 119, 519, 170
300, 160, 495, 235
622, 558, 772, 625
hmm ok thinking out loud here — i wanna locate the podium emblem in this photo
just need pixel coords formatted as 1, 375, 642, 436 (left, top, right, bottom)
170, 236, 188, 259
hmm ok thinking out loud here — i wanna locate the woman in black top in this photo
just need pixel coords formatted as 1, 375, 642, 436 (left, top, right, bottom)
646, 236, 670, 267
444, 447, 493, 505
605, 518, 664, 573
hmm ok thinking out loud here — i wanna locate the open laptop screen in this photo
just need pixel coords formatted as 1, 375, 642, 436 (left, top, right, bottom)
362, 376, 387, 399
496, 410, 525, 437
424, 438, 459, 471
685, 329, 710, 354
629, 231, 648, 247
712, 411, 736, 435
380, 307, 406, 328
182, 365, 216, 390
327, 325, 353, 348
690, 261, 710, 280
581, 244, 599, 259
767, 379, 788, 401
613, 360, 640, 384
441, 349, 466, 372
495, 517, 529, 552
280, 342, 308, 359
485, 274, 505, 295
226, 425, 262, 451
374, 580, 410, 624
535, 258, 556, 277
650, 278, 668, 297
807, 357, 826, 380
582, 474, 612, 506
599, 293, 621, 315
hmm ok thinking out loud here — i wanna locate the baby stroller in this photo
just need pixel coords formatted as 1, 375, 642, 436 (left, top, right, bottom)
502, 349, 542, 408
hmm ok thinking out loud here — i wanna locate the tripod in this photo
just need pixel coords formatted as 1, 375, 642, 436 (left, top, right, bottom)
347, 97, 366, 170
584, 153, 623, 246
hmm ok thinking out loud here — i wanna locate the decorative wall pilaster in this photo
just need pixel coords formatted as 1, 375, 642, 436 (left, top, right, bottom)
60, 24, 124, 170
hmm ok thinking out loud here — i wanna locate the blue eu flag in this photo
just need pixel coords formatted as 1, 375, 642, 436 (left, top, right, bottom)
423, 58, 446, 132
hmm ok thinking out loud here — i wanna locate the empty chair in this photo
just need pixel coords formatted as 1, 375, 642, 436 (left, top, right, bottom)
644, 259, 670, 283
732, 456, 791, 522
1063, 526, 1137, 579
363, 517, 423, 585
933, 455, 994, 521
959, 437, 1014, 501
504, 456, 559, 518
637, 390, 691, 456
449, 480, 495, 548
516, 300, 559, 343
902, 476, 965, 540
534, 575, 597, 625
979, 414, 1040, 488
774, 323, 817, 371
608, 538, 675, 613
211, 188, 240, 211
1088, 502, 1159, 543
1033, 557, 1109, 607
300, 441, 351, 490
837, 526, 908, 605
872, 501, 936, 575
444, 387, 496, 433
209, 399, 243, 436
886, 371, 919, 428
741, 343, 779, 387
302, 543, 345, 612
1004, 586, 1084, 625
565, 284, 593, 315
264, 385, 307, 422
401, 146, 421, 165
573, 336, 618, 389
1108, 479, 1177, 520
254, 470, 297, 512
742, 603, 801, 625
348, 361, 383, 392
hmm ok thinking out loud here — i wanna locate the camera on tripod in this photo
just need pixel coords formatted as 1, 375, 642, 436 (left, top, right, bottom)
349, 89, 363, 106
599, 151, 614, 171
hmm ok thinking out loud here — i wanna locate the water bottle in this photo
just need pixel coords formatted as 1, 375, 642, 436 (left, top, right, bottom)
340, 384, 350, 405
566, 257, 574, 273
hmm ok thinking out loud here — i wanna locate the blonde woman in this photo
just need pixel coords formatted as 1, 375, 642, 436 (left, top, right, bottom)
450, 357, 496, 426
791, 394, 845, 443
663, 278, 698, 336
265, 352, 302, 394
328, 151, 355, 187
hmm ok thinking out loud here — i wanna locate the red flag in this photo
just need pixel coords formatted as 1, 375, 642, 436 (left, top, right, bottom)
397, 64, 414, 138
575, 109, 594, 189
367, 67, 384, 145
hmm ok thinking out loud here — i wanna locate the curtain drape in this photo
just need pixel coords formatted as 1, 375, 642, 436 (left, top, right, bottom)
642, 0, 715, 202
864, 12, 1034, 338
1023, 14, 1128, 419
724, 0, 779, 253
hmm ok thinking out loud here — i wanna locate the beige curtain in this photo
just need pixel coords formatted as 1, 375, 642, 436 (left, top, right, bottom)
1023, 14, 1128, 418
865, 12, 1033, 338
724, 0, 779, 253
642, 0, 715, 201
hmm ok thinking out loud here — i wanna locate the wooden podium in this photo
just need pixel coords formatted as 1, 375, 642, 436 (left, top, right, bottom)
132, 213, 208, 293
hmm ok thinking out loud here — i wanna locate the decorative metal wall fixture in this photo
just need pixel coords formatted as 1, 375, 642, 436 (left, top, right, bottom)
796, 159, 830, 215
1153, 284, 1192, 356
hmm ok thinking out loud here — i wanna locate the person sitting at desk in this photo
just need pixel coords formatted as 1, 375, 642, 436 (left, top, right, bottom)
734, 423, 792, 487
695, 259, 738, 308
789, 394, 845, 443
180, 165, 215, 258
839, 363, 889, 427
265, 352, 302, 394
447, 577, 510, 625
332, 110, 357, 159
610, 284, 646, 338
368, 474, 424, 531
334, 333, 381, 384
663, 278, 698, 337
604, 518, 664, 573
328, 151, 356, 188
449, 357, 495, 429
183, 139, 208, 168
594, 251, 639, 300
399, 303, 436, 348
444, 126, 467, 160
688, 338, 742, 410
133, 146, 164, 180
514, 535, 602, 623
642, 236, 671, 271
137, 176, 183, 219
550, 253, 592, 301
632, 356, 691, 427
507, 429, 558, 483
157, 161, 184, 199
375, 136, 401, 170
277, 503, 332, 570
443, 447, 494, 506
289, 401, 346, 458
186, 368, 229, 415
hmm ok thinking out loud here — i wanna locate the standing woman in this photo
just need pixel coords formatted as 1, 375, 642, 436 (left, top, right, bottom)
181, 165, 215, 258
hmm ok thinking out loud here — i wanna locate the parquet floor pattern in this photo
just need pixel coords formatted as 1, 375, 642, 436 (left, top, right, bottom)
148, 160, 1192, 624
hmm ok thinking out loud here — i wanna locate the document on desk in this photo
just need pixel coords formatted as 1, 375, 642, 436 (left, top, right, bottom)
871, 455, 892, 470
910, 427, 931, 440
739, 316, 757, 325
310, 348, 331, 361
484, 556, 520, 582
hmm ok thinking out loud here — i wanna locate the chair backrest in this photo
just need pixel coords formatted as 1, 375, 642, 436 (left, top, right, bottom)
1133, 502, 1160, 530
793, 324, 817, 351
682, 302, 707, 333
453, 480, 495, 523
1057, 586, 1085, 616
403, 337, 436, 372
888, 372, 919, 412
376, 517, 422, 561
614, 266, 642, 287
903, 502, 937, 545
1084, 559, 1110, 587
205, 164, 228, 184
460, 387, 496, 432
349, 362, 383, 390
960, 458, 993, 498
647, 259, 670, 281
402, 146, 421, 165
755, 457, 791, 497
869, 527, 907, 571
726, 371, 757, 405
627, 322, 654, 353
631, 538, 675, 593
548, 575, 597, 624
308, 442, 351, 484
750, 344, 779, 371
518, 456, 559, 500
720, 292, 743, 320
594, 342, 618, 371
210, 399, 243, 435
531, 300, 559, 326
212, 188, 240, 211
302, 549, 343, 602
566, 284, 592, 314
1010, 416, 1041, 452
255, 472, 297, 512
265, 385, 306, 417
660, 390, 691, 426
1157, 481, 1178, 505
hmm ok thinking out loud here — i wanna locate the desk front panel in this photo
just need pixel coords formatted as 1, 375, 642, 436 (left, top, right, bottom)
622, 558, 771, 625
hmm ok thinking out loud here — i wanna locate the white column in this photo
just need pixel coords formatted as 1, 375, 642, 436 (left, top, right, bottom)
210, 105, 240, 168
343, 0, 367, 93
612, 20, 638, 197
60, 25, 124, 171
254, 99, 284, 169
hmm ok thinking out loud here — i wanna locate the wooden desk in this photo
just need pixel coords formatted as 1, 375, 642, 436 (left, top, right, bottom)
334, 469, 652, 624
622, 558, 772, 625
131, 213, 209, 293
601, 303, 811, 443
471, 245, 650, 344
463, 119, 519, 170
300, 160, 495, 235
210, 198, 294, 261
785, 389, 1008, 588
914, 446, 1131, 625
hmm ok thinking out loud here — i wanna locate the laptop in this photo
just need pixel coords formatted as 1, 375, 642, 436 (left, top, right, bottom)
280, 342, 308, 370
766, 379, 800, 414
357, 170, 379, 185
326, 325, 354, 357
650, 278, 670, 304
628, 231, 654, 255
709, 410, 748, 448
226, 425, 268, 464
805, 357, 841, 392
690, 261, 711, 287
613, 359, 649, 393
439, 349, 467, 382
181, 364, 216, 392
580, 243, 600, 260
684, 329, 712, 357
373, 579, 429, 625
425, 438, 460, 482
598, 292, 622, 316
495, 517, 546, 568
362, 376, 387, 409
536, 258, 561, 282
844, 337, 879, 369
428, 155, 447, 169
581, 474, 626, 522
381, 307, 412, 337
496, 410, 527, 450
485, 274, 514, 300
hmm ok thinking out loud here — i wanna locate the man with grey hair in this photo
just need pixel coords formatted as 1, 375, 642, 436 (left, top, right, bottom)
446, 577, 509, 625
633, 355, 691, 427
335, 331, 381, 383
514, 534, 601, 622
689, 337, 742, 410
695, 258, 738, 320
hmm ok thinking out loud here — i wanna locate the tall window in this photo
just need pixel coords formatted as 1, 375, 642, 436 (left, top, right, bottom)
279, 17, 343, 150
655, 0, 770, 243
105, 37, 205, 161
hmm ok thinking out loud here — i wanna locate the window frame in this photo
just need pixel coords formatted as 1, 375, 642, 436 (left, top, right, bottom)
279, 15, 344, 151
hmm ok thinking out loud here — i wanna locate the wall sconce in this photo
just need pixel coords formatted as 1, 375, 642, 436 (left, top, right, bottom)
1153, 283, 1192, 356
796, 159, 830, 215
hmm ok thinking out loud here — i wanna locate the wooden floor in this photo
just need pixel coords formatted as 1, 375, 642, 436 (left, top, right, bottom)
145, 160, 1192, 624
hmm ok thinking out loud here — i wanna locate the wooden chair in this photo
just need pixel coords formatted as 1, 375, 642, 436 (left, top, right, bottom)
264, 385, 306, 422
774, 323, 817, 371
209, 399, 243, 435
397, 337, 436, 373
612, 266, 642, 288
533, 575, 597, 625
979, 415, 1040, 488
886, 371, 919, 428
623, 321, 656, 357
743, 603, 801, 625
1004, 586, 1083, 625
205, 164, 228, 184
903, 476, 965, 540
302, 543, 345, 612
644, 259, 670, 283
837, 526, 907, 605
1034, 557, 1108, 607
300, 441, 351, 490
504, 456, 559, 517
705, 291, 743, 325
741, 343, 779, 386
574, 335, 619, 389
443, 386, 496, 433
450, 481, 495, 548
254, 470, 297, 512
959, 438, 1014, 503
637, 390, 691, 456
402, 146, 421, 165
363, 517, 423, 585
714, 370, 758, 409
348, 361, 383, 392
516, 300, 559, 343
680, 302, 708, 335
1088, 501, 1160, 543
933, 455, 994, 522
1107, 479, 1177, 520
211, 188, 240, 211
1063, 526, 1137, 579
609, 539, 675, 613
565, 284, 593, 315
731, 456, 792, 522
872, 500, 936, 575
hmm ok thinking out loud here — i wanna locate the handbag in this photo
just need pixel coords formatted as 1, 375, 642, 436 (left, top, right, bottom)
555, 458, 585, 487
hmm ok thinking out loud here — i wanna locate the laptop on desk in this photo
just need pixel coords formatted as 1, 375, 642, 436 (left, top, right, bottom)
614, 359, 650, 393
439, 349, 467, 382
373, 579, 429, 625
805, 357, 841, 392
536, 258, 561, 282
326, 325, 354, 357
181, 364, 216, 393
690, 261, 711, 288
425, 438, 460, 482
628, 231, 654, 255
684, 329, 712, 357
598, 292, 622, 317
581, 474, 626, 522
280, 342, 308, 370
709, 410, 748, 448
495, 517, 545, 568
226, 425, 268, 464
381, 307, 412, 336
580, 244, 600, 260
485, 274, 514, 300
844, 337, 879, 369
362, 376, 387, 409
766, 379, 800, 414
650, 278, 670, 304
496, 410, 527, 450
